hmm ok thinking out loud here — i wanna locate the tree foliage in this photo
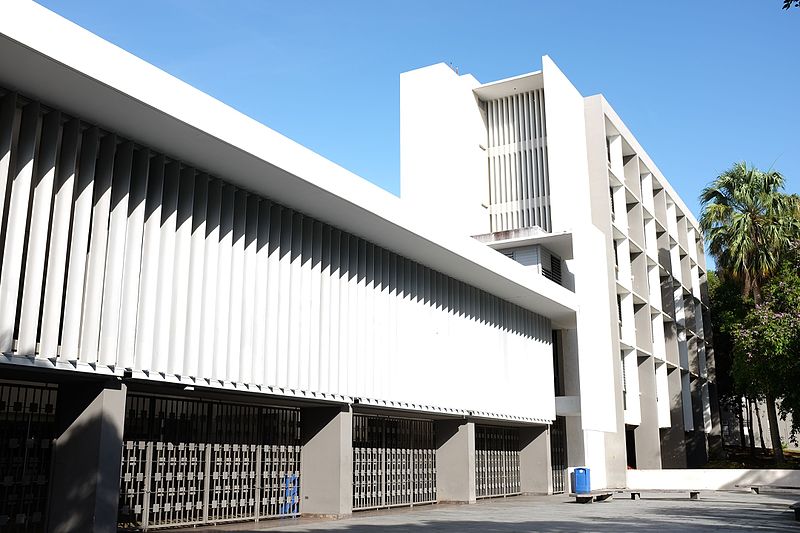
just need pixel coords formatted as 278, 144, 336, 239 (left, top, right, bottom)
784, 0, 800, 9
700, 163, 795, 302
701, 162, 799, 462
731, 262, 800, 444
707, 271, 749, 400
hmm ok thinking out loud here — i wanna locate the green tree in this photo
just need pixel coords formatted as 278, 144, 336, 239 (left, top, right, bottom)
707, 271, 754, 450
700, 162, 794, 304
732, 264, 800, 449
700, 162, 797, 463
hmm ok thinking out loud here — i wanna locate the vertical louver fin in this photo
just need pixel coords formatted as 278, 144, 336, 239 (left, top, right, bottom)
486, 89, 551, 232
0, 90, 552, 419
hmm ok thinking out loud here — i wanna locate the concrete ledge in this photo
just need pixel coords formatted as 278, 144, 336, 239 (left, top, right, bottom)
627, 469, 800, 491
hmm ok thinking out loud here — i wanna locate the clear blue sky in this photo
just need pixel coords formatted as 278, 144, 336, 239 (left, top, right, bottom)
39, 1, 799, 224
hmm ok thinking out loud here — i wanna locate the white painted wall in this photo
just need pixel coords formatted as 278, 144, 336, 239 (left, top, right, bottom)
627, 469, 800, 491
543, 56, 617, 435
400, 64, 489, 237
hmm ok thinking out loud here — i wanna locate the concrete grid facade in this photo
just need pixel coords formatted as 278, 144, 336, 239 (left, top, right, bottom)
401, 60, 721, 486
0, 2, 718, 532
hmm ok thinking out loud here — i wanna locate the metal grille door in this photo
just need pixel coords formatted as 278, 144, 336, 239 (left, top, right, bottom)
118, 396, 300, 530
475, 426, 520, 498
352, 415, 435, 511
550, 417, 567, 494
147, 442, 207, 527
0, 383, 57, 533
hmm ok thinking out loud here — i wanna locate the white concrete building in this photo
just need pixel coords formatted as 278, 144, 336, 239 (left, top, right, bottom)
0, 2, 718, 532
401, 59, 721, 487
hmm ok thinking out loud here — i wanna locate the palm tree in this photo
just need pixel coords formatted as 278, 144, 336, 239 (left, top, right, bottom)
700, 162, 796, 464
700, 162, 794, 304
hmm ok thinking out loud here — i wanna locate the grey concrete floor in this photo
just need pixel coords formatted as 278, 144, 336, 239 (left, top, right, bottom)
193, 491, 800, 532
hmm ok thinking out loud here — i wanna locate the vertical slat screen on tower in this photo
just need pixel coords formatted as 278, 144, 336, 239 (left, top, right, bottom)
486, 89, 551, 233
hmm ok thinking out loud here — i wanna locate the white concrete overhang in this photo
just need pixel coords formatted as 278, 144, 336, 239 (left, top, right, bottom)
473, 228, 574, 260
0, 2, 577, 327
0, 353, 555, 424
473, 71, 543, 101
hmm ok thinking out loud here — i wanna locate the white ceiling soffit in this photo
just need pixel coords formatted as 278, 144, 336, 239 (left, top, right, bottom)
473, 71, 544, 101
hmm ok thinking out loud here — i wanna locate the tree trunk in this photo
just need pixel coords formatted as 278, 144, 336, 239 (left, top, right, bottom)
752, 279, 763, 306
738, 399, 746, 449
746, 398, 756, 456
743, 271, 752, 300
765, 394, 785, 464
754, 401, 767, 450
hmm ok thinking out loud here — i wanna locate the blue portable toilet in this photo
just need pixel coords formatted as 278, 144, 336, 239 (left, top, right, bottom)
573, 467, 591, 494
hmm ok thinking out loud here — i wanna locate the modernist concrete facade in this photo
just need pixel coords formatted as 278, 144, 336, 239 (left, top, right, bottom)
401, 60, 722, 488
0, 2, 717, 532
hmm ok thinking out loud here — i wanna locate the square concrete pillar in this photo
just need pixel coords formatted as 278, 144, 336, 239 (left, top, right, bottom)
635, 355, 662, 469
48, 380, 127, 533
520, 425, 552, 494
435, 419, 475, 503
660, 367, 687, 468
300, 405, 352, 517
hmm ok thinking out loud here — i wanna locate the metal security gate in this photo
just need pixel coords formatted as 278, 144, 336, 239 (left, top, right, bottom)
352, 415, 435, 511
0, 383, 57, 533
118, 396, 300, 530
475, 425, 520, 498
550, 417, 567, 494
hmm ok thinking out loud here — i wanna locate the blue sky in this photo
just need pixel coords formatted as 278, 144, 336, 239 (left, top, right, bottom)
39, 1, 799, 225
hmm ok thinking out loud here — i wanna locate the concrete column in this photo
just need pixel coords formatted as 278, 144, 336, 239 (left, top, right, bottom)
561, 329, 588, 471
519, 426, 551, 494
48, 380, 127, 533
300, 405, 352, 516
435, 419, 475, 503
634, 355, 662, 469
605, 327, 630, 488
565, 416, 586, 466
660, 367, 687, 468
707, 382, 723, 459
686, 378, 709, 467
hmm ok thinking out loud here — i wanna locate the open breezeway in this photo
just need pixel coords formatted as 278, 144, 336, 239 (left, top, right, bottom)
192, 491, 800, 532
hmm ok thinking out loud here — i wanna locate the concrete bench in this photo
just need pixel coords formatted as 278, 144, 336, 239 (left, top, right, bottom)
736, 484, 800, 495
628, 490, 700, 500
569, 491, 614, 503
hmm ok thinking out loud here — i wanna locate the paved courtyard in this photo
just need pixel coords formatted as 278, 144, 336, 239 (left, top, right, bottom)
196, 491, 800, 532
